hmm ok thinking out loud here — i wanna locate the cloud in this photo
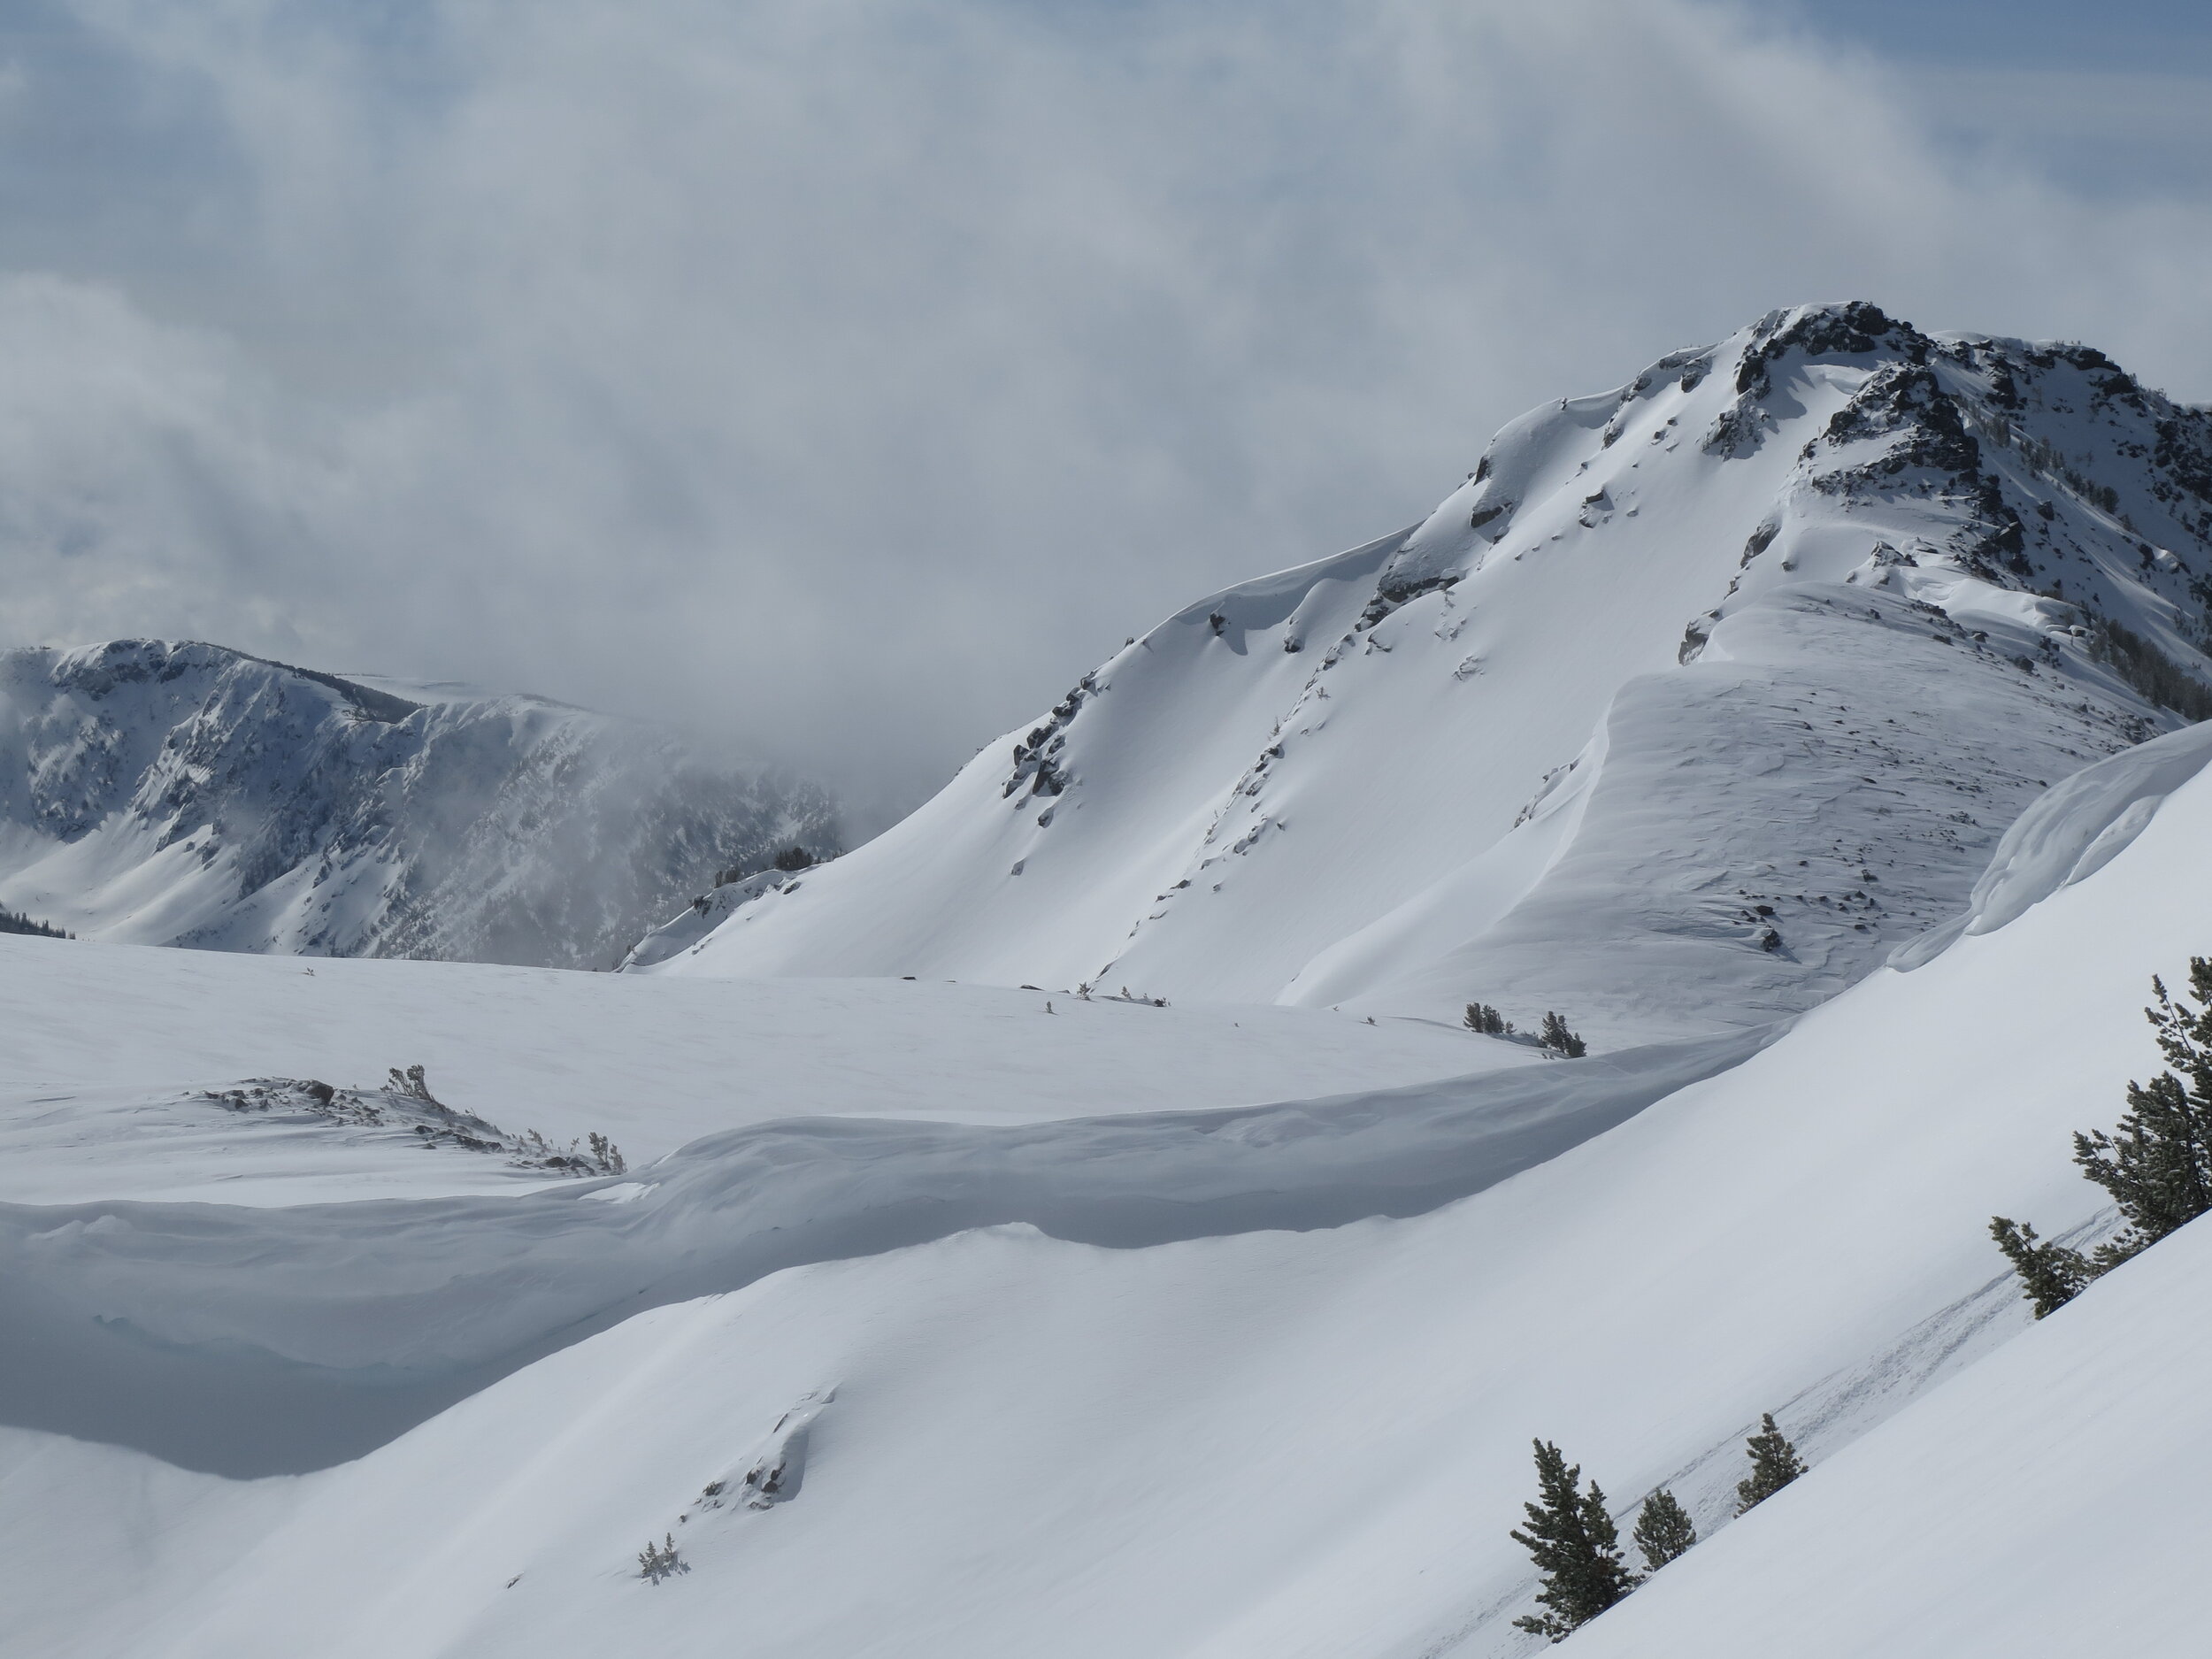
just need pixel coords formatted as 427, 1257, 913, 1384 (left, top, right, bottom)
3, 0, 2209, 823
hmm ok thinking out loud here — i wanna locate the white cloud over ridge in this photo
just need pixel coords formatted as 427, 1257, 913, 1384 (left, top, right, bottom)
4, 0, 2209, 818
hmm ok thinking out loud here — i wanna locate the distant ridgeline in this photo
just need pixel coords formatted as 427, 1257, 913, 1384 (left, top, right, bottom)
0, 906, 70, 941
0, 641, 841, 969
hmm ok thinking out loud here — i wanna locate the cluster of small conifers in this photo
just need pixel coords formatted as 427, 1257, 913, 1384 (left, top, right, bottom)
1509, 1415, 1807, 1641
1464, 1002, 1586, 1058
1991, 956, 2212, 1317
0, 905, 71, 940
637, 1532, 687, 1583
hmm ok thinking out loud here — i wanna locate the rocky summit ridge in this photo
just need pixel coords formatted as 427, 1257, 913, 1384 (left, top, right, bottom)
650, 303, 2212, 1048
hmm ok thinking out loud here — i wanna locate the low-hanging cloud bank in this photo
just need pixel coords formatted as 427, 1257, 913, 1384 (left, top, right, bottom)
3, 0, 2209, 819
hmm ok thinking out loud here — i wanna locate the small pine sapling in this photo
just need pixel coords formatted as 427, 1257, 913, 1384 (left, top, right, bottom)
637, 1532, 687, 1583
1988, 1217, 2090, 1317
1509, 1440, 1635, 1641
1632, 1487, 1697, 1572
1734, 1413, 1807, 1515
1463, 1002, 1510, 1036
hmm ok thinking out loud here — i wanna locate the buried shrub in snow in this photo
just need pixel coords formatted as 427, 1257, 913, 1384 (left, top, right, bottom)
1463, 1002, 1513, 1036
200, 1065, 625, 1176
1992, 957, 2212, 1316
387, 1063, 440, 1102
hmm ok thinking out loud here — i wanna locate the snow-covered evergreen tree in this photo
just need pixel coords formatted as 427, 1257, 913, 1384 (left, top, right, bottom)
1988, 1216, 2091, 1317
1510, 1440, 1634, 1641
637, 1532, 687, 1583
1995, 961, 2212, 1308
1539, 1012, 1586, 1058
2072, 962, 2212, 1265
1734, 1414, 1807, 1515
1632, 1487, 1697, 1572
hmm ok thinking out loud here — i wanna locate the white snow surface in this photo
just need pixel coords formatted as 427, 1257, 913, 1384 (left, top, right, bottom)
0, 941, 1516, 1203
658, 307, 2212, 1049
7, 306, 2212, 1655
5, 619, 2212, 1654
1565, 1191, 2212, 1659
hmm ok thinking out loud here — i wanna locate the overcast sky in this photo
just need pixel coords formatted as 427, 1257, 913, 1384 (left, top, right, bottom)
2, 0, 2209, 826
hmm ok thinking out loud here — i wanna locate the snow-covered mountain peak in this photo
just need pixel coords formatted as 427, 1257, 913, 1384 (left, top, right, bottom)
649, 303, 2212, 1049
0, 639, 841, 967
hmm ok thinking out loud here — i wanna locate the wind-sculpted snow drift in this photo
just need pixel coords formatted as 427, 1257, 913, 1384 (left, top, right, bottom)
0, 641, 839, 968
1893, 714, 2212, 966
655, 303, 2212, 1048
0, 1026, 1761, 1476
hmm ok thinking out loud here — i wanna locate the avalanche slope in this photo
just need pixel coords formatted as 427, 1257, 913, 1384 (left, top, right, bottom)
6, 690, 2212, 1656
0, 640, 840, 968
653, 304, 2212, 1048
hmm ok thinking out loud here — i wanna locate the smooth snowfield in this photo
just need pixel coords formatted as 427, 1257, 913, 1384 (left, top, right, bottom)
8, 695, 2212, 1655
0, 939, 1512, 1199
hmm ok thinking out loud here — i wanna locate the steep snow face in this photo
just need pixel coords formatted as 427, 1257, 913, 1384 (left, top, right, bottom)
0, 641, 840, 968
1564, 1188, 2212, 1659
10, 717, 2212, 1657
659, 304, 2212, 1046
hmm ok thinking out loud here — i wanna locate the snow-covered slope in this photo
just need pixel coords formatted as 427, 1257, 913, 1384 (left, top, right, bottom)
0, 640, 840, 967
9, 308, 2212, 1658
657, 305, 2212, 1048
1562, 1210, 2212, 1659
6, 684, 2212, 1656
